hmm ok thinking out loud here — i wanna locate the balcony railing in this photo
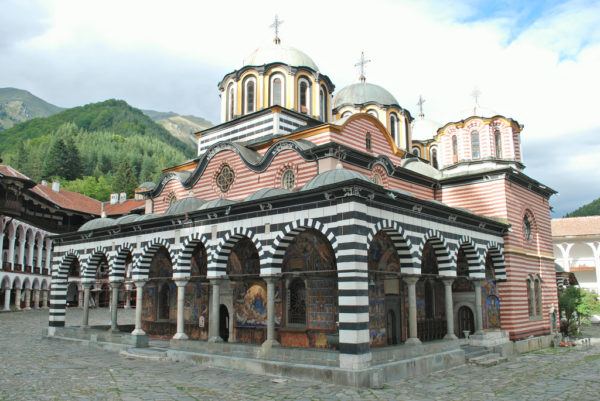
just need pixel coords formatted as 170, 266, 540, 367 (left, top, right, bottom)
2, 262, 11, 271
25, 265, 32, 273
34, 267, 41, 275
14, 264, 22, 272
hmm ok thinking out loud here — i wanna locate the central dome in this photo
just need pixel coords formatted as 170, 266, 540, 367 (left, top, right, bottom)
243, 43, 319, 71
334, 82, 399, 109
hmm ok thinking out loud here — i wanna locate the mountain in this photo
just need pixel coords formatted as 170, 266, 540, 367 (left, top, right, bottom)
0, 87, 64, 130
566, 197, 600, 217
143, 109, 212, 148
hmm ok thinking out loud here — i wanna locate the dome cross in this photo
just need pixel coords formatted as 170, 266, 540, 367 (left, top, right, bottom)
355, 51, 371, 83
417, 95, 426, 119
270, 15, 284, 44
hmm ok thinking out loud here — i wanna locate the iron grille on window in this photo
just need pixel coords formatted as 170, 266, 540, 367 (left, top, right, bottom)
288, 279, 306, 325
216, 164, 235, 193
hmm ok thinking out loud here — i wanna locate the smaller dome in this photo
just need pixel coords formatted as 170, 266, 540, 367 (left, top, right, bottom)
114, 214, 140, 225
135, 214, 157, 222
164, 197, 206, 215
137, 181, 156, 191
245, 188, 291, 202
198, 198, 236, 210
301, 168, 371, 191
412, 117, 440, 141
334, 82, 399, 109
78, 218, 116, 232
243, 43, 318, 71
401, 158, 441, 179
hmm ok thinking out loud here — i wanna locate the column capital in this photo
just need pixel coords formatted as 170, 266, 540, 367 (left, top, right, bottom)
209, 278, 223, 285
133, 280, 147, 288
471, 278, 485, 287
441, 277, 455, 285
402, 275, 419, 286
109, 281, 122, 289
174, 279, 188, 287
262, 275, 281, 283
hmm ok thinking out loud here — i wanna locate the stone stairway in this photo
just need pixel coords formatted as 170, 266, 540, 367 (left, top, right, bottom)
461, 345, 508, 367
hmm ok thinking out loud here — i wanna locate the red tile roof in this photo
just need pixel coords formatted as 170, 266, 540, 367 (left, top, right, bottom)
103, 199, 145, 216
552, 216, 600, 237
31, 184, 102, 215
0, 165, 32, 181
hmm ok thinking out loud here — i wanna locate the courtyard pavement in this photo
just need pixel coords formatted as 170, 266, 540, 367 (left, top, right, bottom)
1, 308, 600, 400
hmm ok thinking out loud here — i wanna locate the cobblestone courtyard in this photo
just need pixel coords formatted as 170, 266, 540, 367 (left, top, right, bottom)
1, 309, 600, 400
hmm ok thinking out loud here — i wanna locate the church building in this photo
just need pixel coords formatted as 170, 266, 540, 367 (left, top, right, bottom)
47, 25, 558, 386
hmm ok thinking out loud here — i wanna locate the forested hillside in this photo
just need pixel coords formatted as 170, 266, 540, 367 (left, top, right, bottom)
0, 87, 64, 130
566, 197, 600, 217
0, 99, 194, 200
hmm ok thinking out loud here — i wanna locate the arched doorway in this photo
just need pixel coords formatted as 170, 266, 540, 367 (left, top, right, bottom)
417, 241, 446, 341
368, 231, 403, 346
483, 253, 501, 329
184, 242, 209, 340
66, 282, 79, 306
142, 247, 175, 337
219, 304, 229, 342
280, 229, 338, 349
457, 305, 475, 337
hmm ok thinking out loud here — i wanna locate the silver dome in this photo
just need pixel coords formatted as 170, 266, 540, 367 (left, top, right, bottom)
78, 218, 116, 232
243, 43, 319, 71
334, 82, 399, 109
301, 168, 370, 191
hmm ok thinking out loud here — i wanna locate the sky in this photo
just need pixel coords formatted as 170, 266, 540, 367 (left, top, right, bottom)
1, 0, 599, 217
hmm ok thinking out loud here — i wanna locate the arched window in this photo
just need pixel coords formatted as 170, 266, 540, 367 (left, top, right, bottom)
523, 214, 532, 241
288, 278, 306, 325
412, 147, 420, 157
158, 282, 171, 320
494, 129, 502, 158
341, 111, 352, 118
425, 280, 435, 319
471, 130, 480, 159
298, 78, 310, 114
485, 253, 496, 281
270, 75, 284, 106
244, 77, 256, 114
319, 86, 327, 122
534, 278, 542, 317
390, 113, 398, 143
527, 278, 534, 317
367, 109, 378, 118
226, 83, 235, 121
452, 135, 458, 163
365, 132, 372, 151
430, 147, 439, 169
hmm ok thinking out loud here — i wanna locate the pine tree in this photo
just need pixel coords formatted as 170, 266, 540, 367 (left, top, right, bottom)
13, 142, 27, 171
42, 138, 69, 179
64, 137, 82, 180
113, 160, 138, 198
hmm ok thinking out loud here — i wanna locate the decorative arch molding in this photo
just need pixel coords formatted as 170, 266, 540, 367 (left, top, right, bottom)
266, 218, 338, 275
456, 236, 484, 278
418, 230, 453, 275
55, 250, 81, 279
367, 220, 417, 274
109, 242, 136, 282
175, 233, 211, 279
81, 246, 110, 283
484, 242, 507, 281
209, 227, 264, 278
32, 277, 40, 290
132, 238, 175, 281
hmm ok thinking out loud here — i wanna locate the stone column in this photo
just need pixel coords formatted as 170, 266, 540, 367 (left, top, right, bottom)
14, 288, 21, 310
262, 276, 280, 348
442, 278, 457, 340
0, 233, 4, 268
78, 289, 84, 308
173, 280, 188, 340
94, 290, 100, 307
42, 290, 48, 308
24, 288, 31, 310
473, 279, 484, 334
36, 243, 44, 269
208, 279, 222, 342
403, 276, 421, 345
18, 239, 26, 266
3, 288, 11, 311
124, 286, 131, 309
132, 281, 146, 336
8, 236, 16, 268
44, 241, 52, 272
27, 241, 35, 268
81, 284, 91, 328
110, 282, 120, 332
33, 289, 40, 309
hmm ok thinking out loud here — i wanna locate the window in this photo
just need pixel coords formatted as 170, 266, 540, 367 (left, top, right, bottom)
244, 77, 256, 114
216, 164, 235, 193
270, 75, 284, 106
425, 280, 435, 319
523, 214, 532, 241
365, 132, 372, 151
494, 129, 502, 158
281, 168, 296, 190
367, 109, 378, 118
412, 147, 420, 157
471, 130, 480, 159
226, 83, 235, 121
371, 172, 383, 185
431, 147, 439, 169
534, 278, 543, 317
167, 191, 177, 206
485, 253, 495, 281
390, 113, 398, 143
452, 135, 458, 163
319, 86, 327, 122
288, 278, 306, 325
298, 78, 310, 114
527, 278, 534, 317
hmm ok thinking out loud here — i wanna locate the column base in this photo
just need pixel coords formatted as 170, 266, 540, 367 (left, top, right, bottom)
124, 304, 130, 309
81, 325, 90, 330
131, 328, 146, 336
261, 339, 280, 349
25, 307, 31, 311
173, 332, 188, 340
405, 337, 422, 345
444, 333, 458, 340
208, 336, 223, 343
110, 327, 120, 333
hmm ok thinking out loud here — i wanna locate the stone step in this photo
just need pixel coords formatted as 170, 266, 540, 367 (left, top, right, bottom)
468, 353, 508, 367
461, 345, 489, 359
120, 347, 168, 361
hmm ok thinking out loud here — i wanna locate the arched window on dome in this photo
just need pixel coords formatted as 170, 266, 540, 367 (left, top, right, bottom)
365, 132, 372, 151
367, 109, 379, 119
319, 86, 327, 122
226, 83, 235, 121
452, 135, 458, 163
270, 74, 284, 107
494, 129, 502, 158
471, 130, 480, 159
430, 147, 439, 169
298, 78, 311, 115
243, 76, 257, 114
412, 147, 420, 157
390, 113, 399, 144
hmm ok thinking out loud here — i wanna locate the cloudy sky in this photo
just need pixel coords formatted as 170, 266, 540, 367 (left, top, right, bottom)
1, 0, 599, 216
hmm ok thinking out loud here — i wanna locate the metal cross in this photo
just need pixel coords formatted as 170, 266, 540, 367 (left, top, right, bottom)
417, 95, 426, 118
355, 51, 371, 83
270, 15, 284, 44
471, 87, 481, 115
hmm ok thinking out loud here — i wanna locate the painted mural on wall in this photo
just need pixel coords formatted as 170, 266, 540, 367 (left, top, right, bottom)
234, 281, 268, 327
282, 230, 335, 272
142, 247, 177, 337
483, 255, 501, 329
227, 237, 260, 275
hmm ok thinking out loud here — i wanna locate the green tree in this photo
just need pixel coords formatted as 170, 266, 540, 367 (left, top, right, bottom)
113, 160, 138, 198
64, 136, 82, 180
63, 175, 113, 200
12, 141, 27, 171
42, 138, 69, 179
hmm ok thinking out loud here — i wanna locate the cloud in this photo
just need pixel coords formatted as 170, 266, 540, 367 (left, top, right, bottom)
0, 0, 598, 215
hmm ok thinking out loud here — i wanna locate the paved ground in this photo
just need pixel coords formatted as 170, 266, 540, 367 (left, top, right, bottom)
1, 309, 600, 400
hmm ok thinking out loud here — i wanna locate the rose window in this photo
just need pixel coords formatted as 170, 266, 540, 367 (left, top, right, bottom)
216, 164, 235, 193
281, 168, 296, 190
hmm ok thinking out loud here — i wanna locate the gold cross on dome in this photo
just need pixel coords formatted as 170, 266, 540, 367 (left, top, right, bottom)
270, 15, 284, 44
471, 87, 482, 115
417, 95, 426, 118
355, 51, 371, 83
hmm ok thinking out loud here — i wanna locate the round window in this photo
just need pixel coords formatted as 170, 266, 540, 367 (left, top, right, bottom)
281, 168, 296, 190
216, 164, 235, 193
